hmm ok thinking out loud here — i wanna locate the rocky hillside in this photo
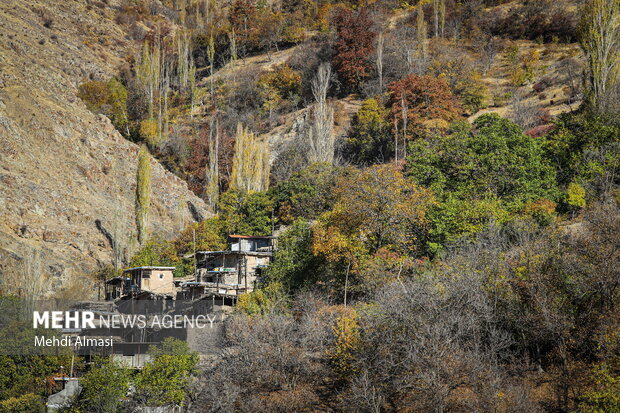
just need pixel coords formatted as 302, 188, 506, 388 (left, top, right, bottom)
0, 0, 209, 295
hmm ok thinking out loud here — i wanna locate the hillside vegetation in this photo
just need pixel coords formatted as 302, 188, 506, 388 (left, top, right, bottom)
0, 0, 619, 412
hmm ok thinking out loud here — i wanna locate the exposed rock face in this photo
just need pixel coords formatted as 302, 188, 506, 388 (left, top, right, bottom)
0, 0, 209, 295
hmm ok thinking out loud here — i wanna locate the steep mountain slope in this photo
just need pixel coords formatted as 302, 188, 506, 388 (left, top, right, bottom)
0, 0, 209, 295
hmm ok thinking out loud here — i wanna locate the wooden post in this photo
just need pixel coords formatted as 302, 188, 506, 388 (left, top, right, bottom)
344, 261, 351, 307
193, 228, 197, 278
237, 255, 241, 285
244, 256, 248, 292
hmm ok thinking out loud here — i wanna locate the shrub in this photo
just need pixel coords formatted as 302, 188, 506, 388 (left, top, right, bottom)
533, 77, 552, 93
78, 80, 110, 111
258, 65, 301, 99
508, 49, 540, 87
257, 64, 302, 117
78, 78, 129, 134
454, 72, 489, 114
237, 282, 287, 315
429, 46, 489, 114
139, 118, 159, 147
523, 198, 557, 226
567, 182, 587, 209
579, 363, 620, 413
328, 309, 361, 380
0, 393, 44, 413
36, 8, 54, 29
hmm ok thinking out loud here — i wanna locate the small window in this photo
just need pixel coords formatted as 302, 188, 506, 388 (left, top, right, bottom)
159, 273, 165, 280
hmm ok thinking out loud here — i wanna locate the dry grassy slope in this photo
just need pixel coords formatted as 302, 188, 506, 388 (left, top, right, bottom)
190, 0, 583, 157
471, 40, 583, 122
193, 44, 364, 159
205, 40, 582, 162
0, 0, 209, 296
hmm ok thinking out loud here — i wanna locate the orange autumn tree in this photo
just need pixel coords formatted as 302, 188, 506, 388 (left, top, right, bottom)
388, 74, 461, 142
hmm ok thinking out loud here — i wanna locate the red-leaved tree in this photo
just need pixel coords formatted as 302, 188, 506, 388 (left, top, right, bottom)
332, 8, 376, 92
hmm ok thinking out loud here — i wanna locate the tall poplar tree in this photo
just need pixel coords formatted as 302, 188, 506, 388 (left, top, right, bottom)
136, 145, 151, 245
579, 0, 620, 114
230, 123, 271, 193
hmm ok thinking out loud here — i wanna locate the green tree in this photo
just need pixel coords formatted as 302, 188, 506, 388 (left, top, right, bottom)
314, 164, 435, 258
134, 338, 198, 407
171, 217, 227, 255
271, 163, 338, 223
79, 357, 131, 413
544, 112, 620, 192
345, 98, 392, 164
265, 219, 324, 291
219, 190, 274, 236
129, 237, 181, 273
407, 114, 558, 211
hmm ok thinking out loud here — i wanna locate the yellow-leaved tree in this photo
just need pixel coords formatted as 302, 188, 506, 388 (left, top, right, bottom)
230, 123, 271, 193
328, 308, 362, 380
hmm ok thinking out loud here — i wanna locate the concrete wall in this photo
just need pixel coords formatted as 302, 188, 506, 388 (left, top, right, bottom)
139, 269, 175, 295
